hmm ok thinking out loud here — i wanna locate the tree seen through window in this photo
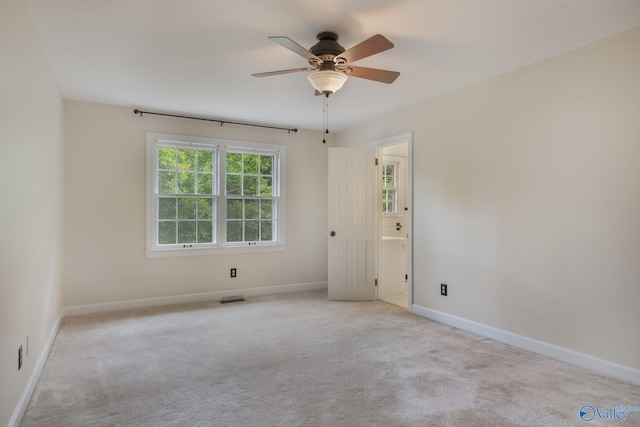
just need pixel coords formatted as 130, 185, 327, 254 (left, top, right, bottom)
226, 152, 275, 243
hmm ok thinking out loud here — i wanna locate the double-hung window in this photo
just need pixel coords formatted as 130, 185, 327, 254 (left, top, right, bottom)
382, 160, 400, 215
146, 133, 285, 256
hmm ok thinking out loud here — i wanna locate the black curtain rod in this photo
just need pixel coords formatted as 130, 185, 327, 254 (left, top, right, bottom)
133, 109, 298, 133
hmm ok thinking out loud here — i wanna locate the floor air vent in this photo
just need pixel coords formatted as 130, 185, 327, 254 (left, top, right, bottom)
220, 295, 246, 304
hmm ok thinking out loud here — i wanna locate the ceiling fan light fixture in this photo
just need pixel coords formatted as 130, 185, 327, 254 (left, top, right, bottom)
307, 70, 348, 95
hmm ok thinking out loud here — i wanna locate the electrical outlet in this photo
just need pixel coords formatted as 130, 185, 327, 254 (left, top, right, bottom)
18, 345, 23, 371
440, 283, 448, 296
230, 268, 237, 278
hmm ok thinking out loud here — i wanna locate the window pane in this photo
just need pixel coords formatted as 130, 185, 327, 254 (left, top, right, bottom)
177, 149, 196, 171
260, 200, 272, 219
197, 221, 213, 243
227, 199, 242, 219
227, 221, 242, 242
261, 220, 273, 241
382, 179, 397, 214
197, 151, 213, 172
197, 173, 213, 195
245, 199, 259, 219
245, 220, 259, 242
243, 176, 258, 196
178, 198, 196, 219
260, 155, 273, 175
158, 171, 176, 194
226, 153, 242, 173
244, 154, 259, 174
226, 174, 242, 195
260, 176, 272, 196
178, 172, 196, 194
198, 199, 213, 220
178, 221, 196, 243
158, 221, 176, 244
158, 197, 176, 220
158, 147, 176, 169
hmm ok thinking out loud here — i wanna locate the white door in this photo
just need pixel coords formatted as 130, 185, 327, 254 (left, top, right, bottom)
328, 147, 377, 300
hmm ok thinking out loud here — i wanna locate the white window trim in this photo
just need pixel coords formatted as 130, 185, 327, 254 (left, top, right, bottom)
145, 132, 286, 257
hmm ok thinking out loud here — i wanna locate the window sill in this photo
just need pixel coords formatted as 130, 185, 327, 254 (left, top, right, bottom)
145, 244, 286, 258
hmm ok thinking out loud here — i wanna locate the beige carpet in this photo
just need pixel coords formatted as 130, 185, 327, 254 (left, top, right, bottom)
21, 290, 640, 426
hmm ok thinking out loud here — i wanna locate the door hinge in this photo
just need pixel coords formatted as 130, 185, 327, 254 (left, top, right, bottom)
375, 279, 378, 287
375, 158, 379, 166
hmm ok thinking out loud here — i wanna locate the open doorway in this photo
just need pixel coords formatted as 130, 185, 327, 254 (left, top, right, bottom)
375, 133, 412, 310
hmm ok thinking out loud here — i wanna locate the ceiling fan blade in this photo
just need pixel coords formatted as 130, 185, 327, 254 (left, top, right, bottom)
251, 68, 312, 78
269, 36, 321, 62
346, 66, 400, 84
339, 34, 394, 64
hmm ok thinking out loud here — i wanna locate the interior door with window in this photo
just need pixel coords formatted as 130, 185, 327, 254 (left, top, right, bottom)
327, 147, 376, 300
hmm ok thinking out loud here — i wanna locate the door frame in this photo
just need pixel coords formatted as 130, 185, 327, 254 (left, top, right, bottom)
372, 132, 413, 311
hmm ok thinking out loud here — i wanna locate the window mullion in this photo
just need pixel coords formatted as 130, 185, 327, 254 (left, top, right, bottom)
218, 145, 227, 245
173, 195, 178, 245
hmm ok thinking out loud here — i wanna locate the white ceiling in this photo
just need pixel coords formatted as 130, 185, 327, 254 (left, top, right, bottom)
28, 0, 640, 132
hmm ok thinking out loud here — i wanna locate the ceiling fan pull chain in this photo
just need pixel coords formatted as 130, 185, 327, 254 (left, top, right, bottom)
323, 93, 329, 144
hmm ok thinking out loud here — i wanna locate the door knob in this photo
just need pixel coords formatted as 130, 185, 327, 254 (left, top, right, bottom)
329, 231, 336, 237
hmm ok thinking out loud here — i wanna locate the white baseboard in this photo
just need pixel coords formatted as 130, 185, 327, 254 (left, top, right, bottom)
411, 304, 640, 387
9, 310, 64, 427
63, 281, 328, 317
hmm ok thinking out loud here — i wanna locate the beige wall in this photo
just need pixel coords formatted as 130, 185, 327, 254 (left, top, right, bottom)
336, 27, 640, 370
0, 0, 64, 425
63, 101, 328, 306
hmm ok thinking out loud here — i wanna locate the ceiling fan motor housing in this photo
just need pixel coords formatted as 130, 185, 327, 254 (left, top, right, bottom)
310, 32, 345, 57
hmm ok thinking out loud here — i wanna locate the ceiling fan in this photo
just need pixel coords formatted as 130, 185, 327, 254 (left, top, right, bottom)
252, 31, 400, 96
